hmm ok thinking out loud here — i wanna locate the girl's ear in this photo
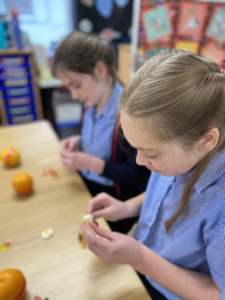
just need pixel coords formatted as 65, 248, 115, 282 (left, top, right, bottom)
199, 127, 219, 152
94, 61, 107, 80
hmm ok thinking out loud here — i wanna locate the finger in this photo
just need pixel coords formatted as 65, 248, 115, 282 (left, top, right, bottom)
67, 141, 77, 152
61, 161, 75, 170
91, 222, 116, 241
61, 157, 74, 165
60, 140, 68, 152
62, 152, 79, 159
81, 224, 110, 259
86, 194, 109, 214
93, 220, 99, 227
92, 207, 116, 221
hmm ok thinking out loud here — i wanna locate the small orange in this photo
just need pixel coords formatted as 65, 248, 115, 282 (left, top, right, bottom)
12, 172, 33, 194
0, 148, 20, 167
0, 269, 26, 300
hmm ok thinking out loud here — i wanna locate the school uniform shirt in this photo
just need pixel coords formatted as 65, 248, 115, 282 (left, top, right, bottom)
134, 149, 225, 300
81, 81, 122, 186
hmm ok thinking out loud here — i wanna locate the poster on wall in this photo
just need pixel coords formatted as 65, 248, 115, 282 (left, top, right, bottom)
134, 0, 225, 72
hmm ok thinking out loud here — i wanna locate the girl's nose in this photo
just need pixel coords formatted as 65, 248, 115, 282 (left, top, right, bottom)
136, 150, 147, 166
71, 90, 79, 100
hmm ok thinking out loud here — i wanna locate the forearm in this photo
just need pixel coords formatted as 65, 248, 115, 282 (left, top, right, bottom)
124, 192, 146, 218
133, 244, 221, 300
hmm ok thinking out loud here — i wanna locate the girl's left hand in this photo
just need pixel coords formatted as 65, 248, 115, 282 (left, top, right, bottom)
61, 152, 94, 171
81, 222, 142, 266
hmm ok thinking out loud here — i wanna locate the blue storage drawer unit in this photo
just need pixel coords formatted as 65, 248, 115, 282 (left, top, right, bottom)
0, 52, 42, 125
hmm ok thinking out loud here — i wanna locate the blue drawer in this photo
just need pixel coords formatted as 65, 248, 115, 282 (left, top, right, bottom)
1, 84, 34, 97
5, 103, 36, 116
0, 64, 30, 76
0, 55, 29, 67
4, 95, 35, 106
7, 112, 38, 125
0, 74, 32, 87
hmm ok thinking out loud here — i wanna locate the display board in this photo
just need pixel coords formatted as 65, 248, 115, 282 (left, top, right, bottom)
131, 0, 225, 72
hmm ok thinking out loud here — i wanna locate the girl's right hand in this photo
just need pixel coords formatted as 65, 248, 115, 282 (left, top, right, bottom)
60, 135, 81, 153
86, 193, 127, 222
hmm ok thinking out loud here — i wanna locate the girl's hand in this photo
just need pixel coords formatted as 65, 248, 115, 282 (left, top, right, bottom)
60, 135, 81, 153
86, 192, 128, 221
61, 152, 94, 171
81, 222, 142, 265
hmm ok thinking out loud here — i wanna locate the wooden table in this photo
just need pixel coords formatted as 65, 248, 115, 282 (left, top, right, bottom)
0, 121, 151, 300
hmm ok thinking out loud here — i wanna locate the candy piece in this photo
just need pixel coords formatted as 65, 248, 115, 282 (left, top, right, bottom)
83, 214, 93, 224
0, 245, 9, 251
57, 171, 64, 178
0, 239, 12, 251
41, 228, 54, 240
4, 239, 11, 246
78, 229, 87, 249
34, 297, 42, 300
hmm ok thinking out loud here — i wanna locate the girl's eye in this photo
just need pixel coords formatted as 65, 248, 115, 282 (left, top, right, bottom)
72, 84, 81, 89
144, 154, 157, 160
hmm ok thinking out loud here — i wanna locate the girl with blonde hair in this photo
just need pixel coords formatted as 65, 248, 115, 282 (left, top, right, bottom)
82, 49, 225, 300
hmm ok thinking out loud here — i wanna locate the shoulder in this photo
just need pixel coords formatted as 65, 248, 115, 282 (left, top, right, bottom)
203, 195, 225, 244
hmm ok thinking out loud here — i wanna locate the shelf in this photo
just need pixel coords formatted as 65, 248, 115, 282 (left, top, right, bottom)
38, 77, 64, 89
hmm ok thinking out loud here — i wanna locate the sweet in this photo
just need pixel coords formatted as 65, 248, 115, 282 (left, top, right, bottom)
82, 214, 93, 224
79, 229, 87, 248
41, 228, 54, 240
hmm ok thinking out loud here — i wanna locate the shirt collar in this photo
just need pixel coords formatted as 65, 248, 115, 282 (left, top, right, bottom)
176, 148, 225, 194
94, 81, 123, 119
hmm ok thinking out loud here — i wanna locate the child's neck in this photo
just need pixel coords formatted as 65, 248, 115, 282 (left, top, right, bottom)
95, 77, 114, 115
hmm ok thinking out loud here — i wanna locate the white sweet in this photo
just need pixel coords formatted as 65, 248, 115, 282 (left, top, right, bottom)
41, 228, 54, 240
83, 214, 93, 224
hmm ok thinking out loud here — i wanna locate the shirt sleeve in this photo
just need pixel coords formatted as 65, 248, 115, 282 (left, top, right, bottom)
101, 130, 151, 186
205, 206, 225, 300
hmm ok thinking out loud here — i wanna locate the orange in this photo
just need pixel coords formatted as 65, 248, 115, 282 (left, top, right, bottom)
0, 269, 26, 300
0, 148, 20, 167
12, 172, 33, 195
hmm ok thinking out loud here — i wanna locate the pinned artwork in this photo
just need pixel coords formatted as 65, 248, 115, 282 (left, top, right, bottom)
177, 1, 208, 38
99, 28, 122, 41
95, 0, 114, 19
79, 0, 94, 7
142, 4, 172, 43
174, 40, 200, 54
145, 47, 168, 60
206, 7, 225, 43
201, 42, 225, 65
78, 19, 93, 33
114, 0, 129, 9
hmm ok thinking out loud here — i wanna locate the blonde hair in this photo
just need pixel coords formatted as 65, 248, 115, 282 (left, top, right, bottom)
53, 30, 123, 86
120, 49, 225, 233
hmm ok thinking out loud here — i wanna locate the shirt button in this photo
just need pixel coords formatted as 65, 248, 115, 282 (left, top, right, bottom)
149, 223, 152, 227
138, 238, 142, 243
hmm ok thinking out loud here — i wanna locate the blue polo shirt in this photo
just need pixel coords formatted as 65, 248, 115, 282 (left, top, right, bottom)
134, 149, 225, 300
80, 81, 123, 186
